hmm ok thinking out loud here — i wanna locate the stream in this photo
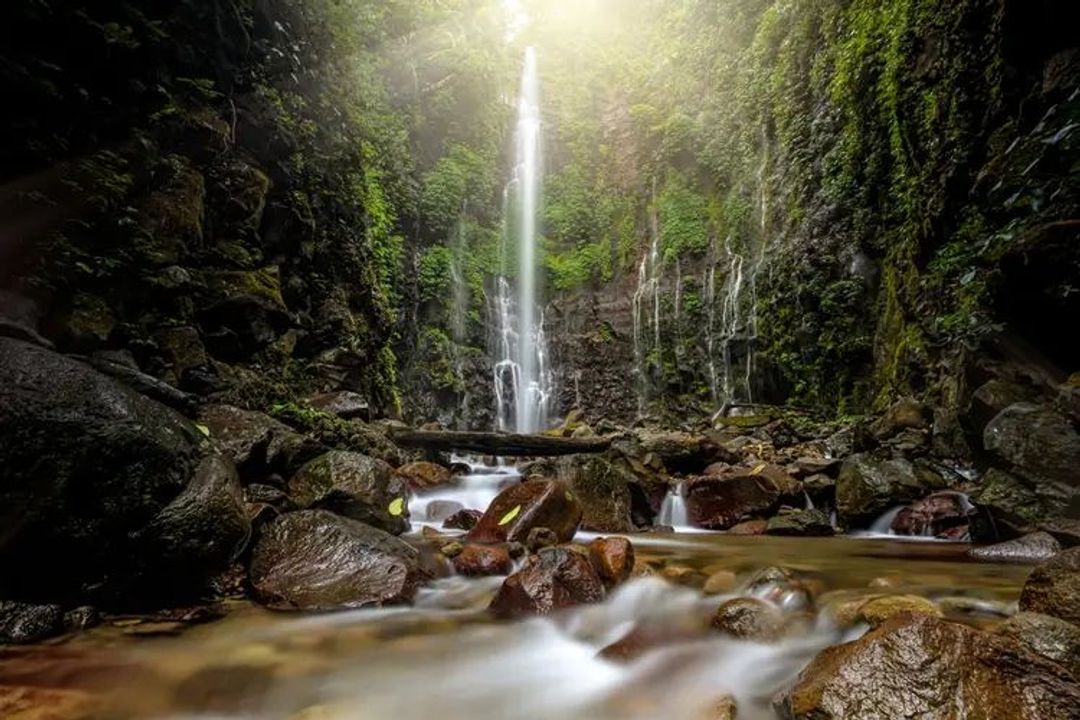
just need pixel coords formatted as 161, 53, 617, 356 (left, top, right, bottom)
2, 464, 1029, 720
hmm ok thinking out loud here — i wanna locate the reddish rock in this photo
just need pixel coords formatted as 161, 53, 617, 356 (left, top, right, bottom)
396, 461, 452, 492
684, 465, 800, 530
442, 509, 483, 531
776, 614, 1080, 719
452, 544, 513, 577
466, 480, 582, 545
728, 519, 768, 535
588, 537, 635, 588
526, 526, 559, 551
489, 546, 605, 619
891, 492, 970, 537
1020, 546, 1080, 624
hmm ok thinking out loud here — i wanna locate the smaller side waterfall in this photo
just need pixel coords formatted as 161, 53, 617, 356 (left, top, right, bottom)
657, 482, 691, 530
632, 185, 663, 414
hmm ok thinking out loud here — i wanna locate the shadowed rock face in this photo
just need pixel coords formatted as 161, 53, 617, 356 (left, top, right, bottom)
836, 453, 943, 527
776, 613, 1080, 720
466, 480, 582, 544
684, 466, 799, 530
249, 510, 424, 610
0, 337, 236, 603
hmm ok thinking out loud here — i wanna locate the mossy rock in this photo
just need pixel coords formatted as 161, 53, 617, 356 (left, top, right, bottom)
197, 266, 286, 309
138, 156, 206, 265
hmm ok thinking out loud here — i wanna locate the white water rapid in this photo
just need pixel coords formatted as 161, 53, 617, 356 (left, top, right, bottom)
492, 47, 553, 434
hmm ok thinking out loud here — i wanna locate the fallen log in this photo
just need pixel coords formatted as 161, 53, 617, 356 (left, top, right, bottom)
388, 428, 612, 457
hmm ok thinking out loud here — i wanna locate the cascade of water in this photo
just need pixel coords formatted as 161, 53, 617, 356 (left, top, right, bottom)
657, 483, 691, 530
704, 238, 719, 403
631, 182, 663, 414
673, 258, 682, 324
491, 47, 553, 434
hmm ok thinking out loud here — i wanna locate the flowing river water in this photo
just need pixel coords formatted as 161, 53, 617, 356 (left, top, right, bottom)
0, 463, 1031, 720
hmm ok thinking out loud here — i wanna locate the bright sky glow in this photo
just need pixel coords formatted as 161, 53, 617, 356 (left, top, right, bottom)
503, 0, 529, 41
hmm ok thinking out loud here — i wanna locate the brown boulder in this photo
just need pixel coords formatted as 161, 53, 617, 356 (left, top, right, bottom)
198, 404, 322, 479
776, 613, 1080, 719
452, 544, 513, 577
396, 461, 452, 492
287, 451, 410, 535
488, 546, 604, 619
554, 455, 635, 532
891, 492, 970, 537
588, 537, 635, 588
997, 611, 1080, 677
249, 510, 423, 610
466, 480, 582, 544
1020, 546, 1080, 625
684, 464, 799, 530
969, 531, 1062, 564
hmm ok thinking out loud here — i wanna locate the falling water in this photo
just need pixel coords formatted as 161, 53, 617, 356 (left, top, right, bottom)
657, 482, 692, 530
632, 182, 663, 413
492, 47, 552, 434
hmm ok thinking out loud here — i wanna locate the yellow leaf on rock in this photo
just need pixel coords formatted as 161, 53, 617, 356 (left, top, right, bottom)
498, 505, 521, 526
751, 463, 766, 475
195, 423, 211, 437
388, 497, 405, 516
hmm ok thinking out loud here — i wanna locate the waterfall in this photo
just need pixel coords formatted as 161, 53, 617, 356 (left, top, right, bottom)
492, 47, 552, 434
632, 182, 663, 414
449, 211, 472, 428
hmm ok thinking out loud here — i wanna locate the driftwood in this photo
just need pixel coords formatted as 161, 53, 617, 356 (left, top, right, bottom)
388, 428, 611, 457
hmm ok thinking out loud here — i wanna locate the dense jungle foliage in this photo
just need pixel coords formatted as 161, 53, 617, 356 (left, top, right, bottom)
1, 0, 1077, 423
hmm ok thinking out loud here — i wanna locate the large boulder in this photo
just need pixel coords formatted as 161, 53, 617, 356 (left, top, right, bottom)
287, 451, 410, 535
466, 480, 582, 544
776, 614, 1080, 719
0, 601, 63, 644
765, 508, 835, 537
984, 403, 1080, 495
488, 546, 605, 619
555, 455, 635, 532
0, 338, 238, 602
249, 510, 424, 609
1019, 546, 1080, 625
836, 453, 944, 528
396, 461, 452, 492
684, 465, 800, 530
997, 611, 1080, 677
969, 532, 1062, 564
969, 468, 1048, 539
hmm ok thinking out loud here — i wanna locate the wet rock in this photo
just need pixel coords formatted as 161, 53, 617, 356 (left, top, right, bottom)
489, 546, 605, 619
588, 537, 634, 588
0, 601, 63, 644
711, 597, 783, 641
703, 570, 737, 595
249, 510, 423, 609
63, 606, 100, 632
555, 455, 635, 532
287, 451, 410, 535
872, 397, 930, 437
727, 519, 768, 535
684, 465, 800, 530
526, 527, 559, 552
136, 454, 250, 590
765, 508, 834, 537
997, 611, 1080, 677
777, 614, 1080, 719
442, 509, 483, 531
969, 532, 1062, 564
0, 338, 236, 601
396, 461, 452, 492
856, 594, 942, 627
891, 492, 970, 538
661, 564, 708, 589
969, 468, 1047, 539
440, 541, 464, 558
199, 404, 323, 480
968, 379, 1033, 433
466, 480, 582, 545
452, 545, 513, 577
305, 391, 370, 421
984, 402, 1080, 490
1019, 546, 1080, 625
245, 483, 287, 505
836, 453, 943, 527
